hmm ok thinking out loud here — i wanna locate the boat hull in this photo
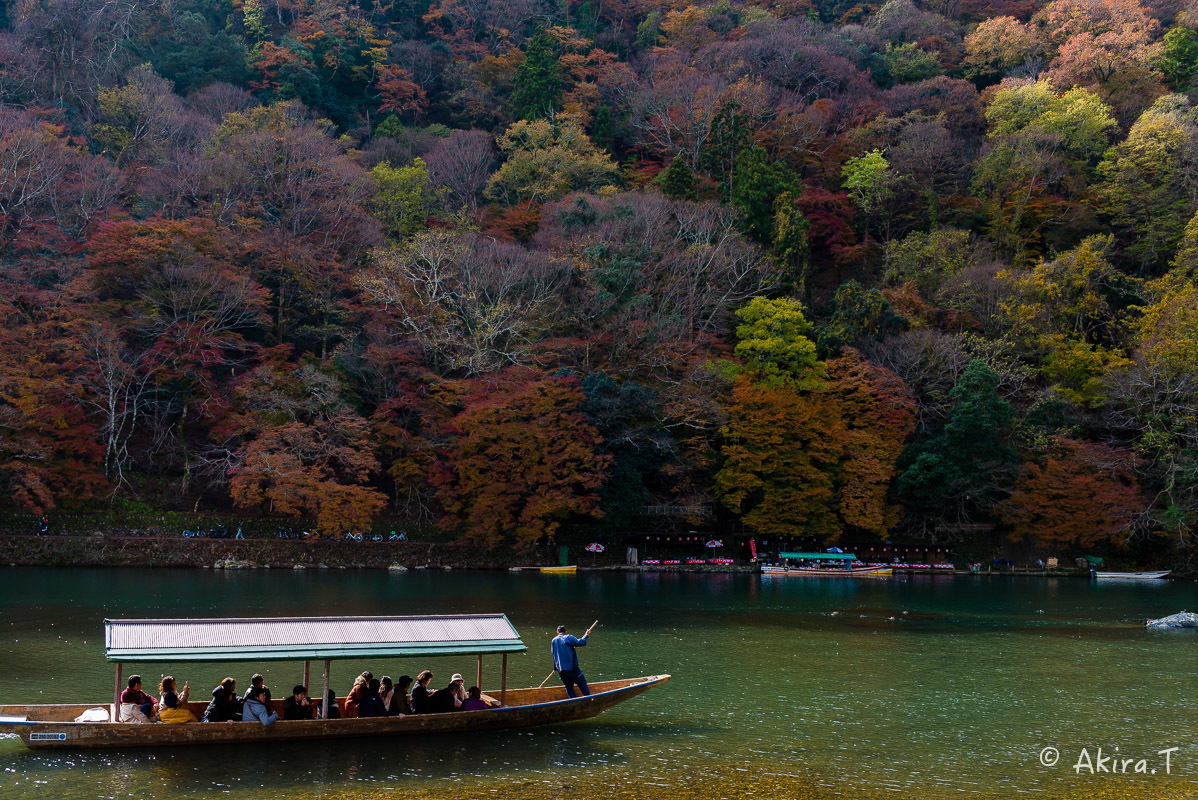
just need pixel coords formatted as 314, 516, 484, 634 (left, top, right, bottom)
539, 565, 577, 574
0, 675, 668, 749
1094, 571, 1170, 580
762, 566, 890, 577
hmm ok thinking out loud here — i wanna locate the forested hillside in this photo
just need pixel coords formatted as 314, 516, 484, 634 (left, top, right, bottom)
2, 0, 1196, 564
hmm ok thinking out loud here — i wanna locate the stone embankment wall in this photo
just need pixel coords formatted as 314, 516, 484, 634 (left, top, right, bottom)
0, 535, 570, 569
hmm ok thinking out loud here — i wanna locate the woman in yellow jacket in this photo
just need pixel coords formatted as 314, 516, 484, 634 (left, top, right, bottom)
158, 676, 198, 724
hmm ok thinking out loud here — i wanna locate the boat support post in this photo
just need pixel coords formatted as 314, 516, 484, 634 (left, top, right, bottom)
476, 654, 482, 689
321, 659, 330, 720
303, 660, 310, 691
112, 662, 123, 722
500, 654, 507, 706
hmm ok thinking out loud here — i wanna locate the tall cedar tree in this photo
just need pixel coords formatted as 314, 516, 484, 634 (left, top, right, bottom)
771, 192, 811, 297
510, 28, 562, 120
731, 146, 795, 243
897, 360, 1017, 522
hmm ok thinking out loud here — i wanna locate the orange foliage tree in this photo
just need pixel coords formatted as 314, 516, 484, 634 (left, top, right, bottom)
229, 417, 386, 533
998, 437, 1145, 549
715, 376, 844, 539
826, 349, 916, 537
0, 326, 108, 512
432, 372, 610, 547
376, 65, 429, 117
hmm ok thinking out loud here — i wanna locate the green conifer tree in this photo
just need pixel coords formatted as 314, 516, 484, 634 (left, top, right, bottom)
591, 104, 615, 152
701, 101, 750, 197
771, 191, 810, 297
375, 114, 404, 139
897, 359, 1017, 520
652, 155, 698, 200
730, 146, 795, 243
510, 28, 562, 120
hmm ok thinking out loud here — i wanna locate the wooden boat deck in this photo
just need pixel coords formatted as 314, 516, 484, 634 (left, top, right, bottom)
0, 675, 669, 749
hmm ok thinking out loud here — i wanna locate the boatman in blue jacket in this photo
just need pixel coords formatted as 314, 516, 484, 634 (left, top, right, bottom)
551, 621, 597, 697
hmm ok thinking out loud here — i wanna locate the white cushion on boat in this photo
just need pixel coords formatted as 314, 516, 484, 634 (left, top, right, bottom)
0, 715, 28, 723
74, 708, 110, 722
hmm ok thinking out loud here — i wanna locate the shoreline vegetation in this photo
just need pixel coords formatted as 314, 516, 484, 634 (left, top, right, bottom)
3, 511, 1186, 574
0, 532, 1173, 577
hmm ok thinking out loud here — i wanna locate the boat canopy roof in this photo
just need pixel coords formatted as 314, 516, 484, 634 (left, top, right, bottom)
104, 615, 526, 662
778, 552, 857, 560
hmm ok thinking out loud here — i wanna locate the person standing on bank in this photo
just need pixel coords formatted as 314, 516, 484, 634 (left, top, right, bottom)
551, 623, 595, 697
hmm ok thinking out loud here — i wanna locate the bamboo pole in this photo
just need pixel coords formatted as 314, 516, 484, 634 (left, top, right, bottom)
476, 654, 483, 689
500, 654, 507, 706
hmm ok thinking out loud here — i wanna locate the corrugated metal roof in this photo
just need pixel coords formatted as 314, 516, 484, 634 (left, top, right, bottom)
105, 615, 526, 662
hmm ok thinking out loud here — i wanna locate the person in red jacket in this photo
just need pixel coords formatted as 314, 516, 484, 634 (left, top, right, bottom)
119, 675, 157, 722
344, 670, 373, 718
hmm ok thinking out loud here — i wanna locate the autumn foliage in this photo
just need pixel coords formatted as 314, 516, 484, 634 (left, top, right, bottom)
998, 438, 1144, 548
432, 373, 610, 547
2, 0, 1198, 565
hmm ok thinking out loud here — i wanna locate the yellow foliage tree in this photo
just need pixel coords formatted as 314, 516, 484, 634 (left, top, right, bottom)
485, 113, 620, 204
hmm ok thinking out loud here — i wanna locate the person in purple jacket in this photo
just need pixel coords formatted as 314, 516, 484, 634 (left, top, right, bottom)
551, 624, 592, 697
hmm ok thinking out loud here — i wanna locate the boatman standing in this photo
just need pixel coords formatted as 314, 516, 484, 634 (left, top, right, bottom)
551, 622, 596, 697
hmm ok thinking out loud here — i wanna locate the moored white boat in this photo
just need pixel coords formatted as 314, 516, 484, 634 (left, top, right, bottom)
761, 552, 891, 577
762, 565, 891, 577
1094, 570, 1170, 580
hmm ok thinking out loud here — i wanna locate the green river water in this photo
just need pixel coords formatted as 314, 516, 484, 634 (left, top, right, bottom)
0, 567, 1194, 800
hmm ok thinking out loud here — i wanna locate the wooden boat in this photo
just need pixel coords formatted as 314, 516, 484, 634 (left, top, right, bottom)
1094, 570, 1171, 580
0, 675, 669, 749
538, 565, 577, 574
762, 565, 891, 577
761, 551, 891, 577
0, 614, 667, 750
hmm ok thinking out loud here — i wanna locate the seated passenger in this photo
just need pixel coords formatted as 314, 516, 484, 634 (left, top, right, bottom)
460, 686, 490, 712
242, 686, 279, 726
242, 673, 271, 704
394, 675, 414, 715
157, 676, 198, 724
357, 678, 389, 718
429, 674, 465, 713
410, 670, 434, 714
314, 688, 341, 719
202, 677, 240, 723
281, 685, 314, 720
118, 675, 157, 723
380, 676, 396, 714
344, 674, 367, 718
